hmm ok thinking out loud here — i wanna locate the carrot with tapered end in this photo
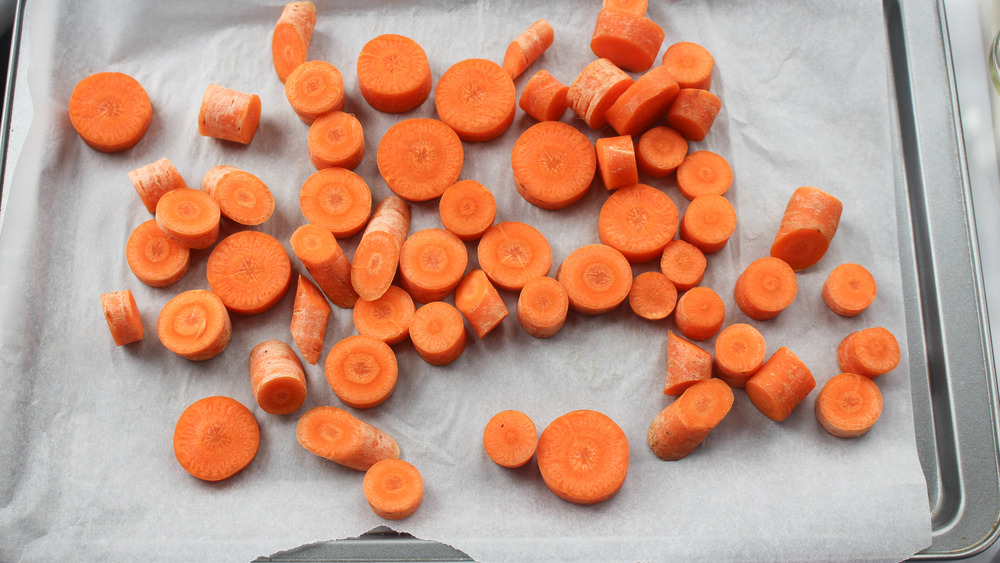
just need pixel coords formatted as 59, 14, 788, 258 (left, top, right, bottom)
557, 244, 632, 315
68, 72, 152, 153
157, 290, 232, 361
823, 263, 877, 317
207, 231, 292, 315
746, 346, 815, 421
129, 158, 187, 214
595, 135, 639, 191
249, 340, 307, 415
566, 58, 634, 130
590, 10, 664, 72
676, 151, 732, 200
308, 111, 365, 171
536, 410, 629, 505
352, 196, 411, 301
478, 221, 552, 291
837, 327, 900, 378
659, 239, 705, 291
628, 271, 677, 321
296, 406, 400, 471
198, 84, 261, 144
353, 285, 415, 345
598, 183, 678, 262
502, 19, 554, 80
290, 275, 330, 365
519, 70, 569, 122
125, 220, 190, 288
201, 166, 275, 226
154, 188, 221, 250
285, 60, 344, 124
679, 194, 737, 254
517, 276, 569, 338
357, 34, 432, 113
602, 0, 647, 15
290, 223, 359, 309
663, 330, 712, 396
435, 58, 517, 142
511, 121, 596, 210
299, 167, 372, 238
325, 335, 398, 409
398, 228, 469, 303
674, 286, 725, 341
483, 410, 537, 468
661, 42, 715, 90
666, 88, 721, 142
174, 396, 259, 481
816, 373, 883, 438
605, 65, 680, 137
439, 180, 497, 242
636, 126, 688, 178
272, 1, 316, 83
733, 257, 798, 321
648, 378, 733, 461
363, 459, 424, 520
770, 186, 843, 271
101, 289, 144, 346
713, 323, 766, 388
455, 269, 509, 338
377, 118, 464, 202
409, 301, 467, 366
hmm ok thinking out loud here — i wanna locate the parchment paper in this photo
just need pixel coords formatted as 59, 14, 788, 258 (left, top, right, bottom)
0, 0, 933, 561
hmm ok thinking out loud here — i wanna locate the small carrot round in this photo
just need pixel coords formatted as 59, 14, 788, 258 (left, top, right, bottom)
502, 19, 555, 80
173, 396, 259, 481
409, 301, 467, 366
659, 239, 706, 292
598, 183, 678, 263
822, 263, 877, 317
666, 88, 721, 142
101, 289, 144, 346
435, 58, 517, 143
595, 135, 639, 191
455, 269, 509, 339
478, 221, 553, 291
290, 274, 330, 365
628, 271, 677, 321
518, 69, 569, 122
125, 220, 190, 288
602, 0, 647, 15
68, 71, 152, 153
837, 327, 900, 378
816, 373, 883, 439
325, 335, 398, 409
536, 409, 629, 505
352, 285, 415, 345
517, 276, 569, 338
648, 378, 733, 461
156, 289, 232, 361
271, 1, 316, 83
198, 84, 261, 145
249, 340, 307, 415
296, 406, 400, 471
352, 196, 411, 301
557, 244, 632, 315
438, 180, 497, 242
663, 330, 712, 396
299, 167, 372, 238
745, 346, 816, 421
363, 459, 424, 520
377, 118, 464, 202
129, 158, 187, 214
154, 188, 221, 250
604, 65, 680, 137
566, 58, 634, 130
483, 410, 537, 468
357, 34, 432, 113
676, 151, 733, 201
284, 60, 345, 124
398, 228, 469, 303
733, 257, 798, 321
511, 121, 596, 210
201, 166, 275, 226
679, 194, 737, 254
635, 126, 688, 178
770, 186, 843, 271
207, 231, 292, 315
661, 41, 715, 90
290, 223, 359, 309
713, 323, 767, 388
590, 9, 664, 72
307, 111, 366, 171
674, 286, 725, 341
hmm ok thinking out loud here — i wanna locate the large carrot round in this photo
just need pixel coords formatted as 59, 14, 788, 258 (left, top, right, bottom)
198, 84, 261, 145
590, 9, 664, 72
377, 118, 464, 202
129, 158, 187, 214
663, 330, 712, 396
566, 58, 634, 130
770, 186, 843, 271
661, 41, 715, 90
68, 71, 152, 153
679, 194, 737, 254
398, 228, 469, 303
352, 196, 411, 301
837, 327, 900, 378
290, 223, 359, 309
676, 151, 732, 201
156, 290, 232, 361
307, 111, 365, 171
173, 396, 259, 481
439, 180, 497, 242
628, 271, 677, 321
295, 406, 400, 471
536, 410, 630, 505
352, 285, 415, 345
598, 183, 678, 263
648, 378, 733, 461
101, 289, 144, 346
822, 263, 877, 317
659, 239, 706, 292
483, 410, 537, 468
249, 340, 307, 415
815, 373, 883, 439
511, 121, 596, 210
363, 459, 424, 520
325, 335, 398, 409
455, 269, 509, 339
357, 34, 432, 113
409, 301, 467, 366
290, 274, 330, 365
125, 220, 190, 288
502, 19, 555, 80
595, 135, 638, 192
207, 231, 292, 315
674, 286, 725, 341
284, 59, 345, 124
271, 1, 316, 83
299, 167, 372, 238
477, 221, 552, 291
435, 58, 516, 142
666, 88, 721, 142
733, 257, 798, 321
154, 188, 221, 250
516, 276, 569, 338
745, 346, 815, 421
518, 70, 569, 122
604, 65, 679, 137
635, 126, 688, 178
201, 166, 275, 226
557, 244, 632, 315
713, 323, 767, 388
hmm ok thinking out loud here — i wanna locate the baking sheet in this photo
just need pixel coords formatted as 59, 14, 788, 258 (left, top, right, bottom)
0, 0, 933, 561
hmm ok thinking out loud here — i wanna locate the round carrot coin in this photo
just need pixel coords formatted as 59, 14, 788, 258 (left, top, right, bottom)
68, 71, 152, 152
377, 118, 464, 202
173, 396, 259, 482
536, 410, 630, 505
206, 231, 292, 315
511, 121, 596, 210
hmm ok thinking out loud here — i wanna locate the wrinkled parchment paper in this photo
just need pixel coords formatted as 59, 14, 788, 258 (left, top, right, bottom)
0, 0, 933, 561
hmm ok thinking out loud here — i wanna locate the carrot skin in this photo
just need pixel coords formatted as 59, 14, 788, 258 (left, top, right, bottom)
648, 378, 734, 460
249, 340, 308, 415
101, 289, 144, 346
290, 274, 330, 365
746, 347, 815, 421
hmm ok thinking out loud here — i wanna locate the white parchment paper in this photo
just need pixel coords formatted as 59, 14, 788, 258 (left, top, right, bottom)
0, 0, 933, 561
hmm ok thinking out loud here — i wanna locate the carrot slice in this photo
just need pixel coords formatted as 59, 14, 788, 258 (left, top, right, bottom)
325, 335, 398, 409
595, 135, 639, 191
536, 410, 629, 505
666, 88, 721, 142
518, 70, 569, 122
290, 274, 330, 365
198, 84, 261, 144
661, 41, 715, 90
566, 58, 634, 130
557, 244, 632, 315
770, 186, 843, 271
746, 346, 816, 421
733, 257, 798, 321
125, 220, 190, 288
663, 330, 711, 396
296, 406, 400, 471
156, 289, 232, 361
284, 60, 345, 124
478, 221, 553, 291
377, 118, 464, 202
605, 65, 680, 137
154, 188, 221, 250
357, 34, 432, 113
439, 180, 497, 242
290, 223, 359, 309
409, 301, 467, 366
674, 286, 725, 341
129, 158, 187, 214
249, 340, 307, 415
598, 183, 678, 262
435, 58, 517, 143
101, 289, 144, 346
679, 194, 737, 254
837, 327, 900, 378
483, 410, 537, 468
352, 285, 415, 345
602, 0, 647, 15
713, 323, 767, 388
822, 263, 877, 317
398, 228, 469, 303
173, 396, 259, 481
455, 269, 509, 339
676, 151, 733, 201
816, 373, 883, 438
502, 19, 555, 80
517, 276, 569, 338
628, 271, 677, 321
271, 1, 316, 83
511, 121, 596, 210
68, 71, 152, 153
590, 10, 664, 72
363, 459, 424, 520
307, 111, 365, 171
648, 378, 733, 461
659, 239, 706, 292
352, 196, 411, 301
635, 126, 688, 178
299, 167, 372, 238
201, 166, 275, 226
206, 231, 292, 315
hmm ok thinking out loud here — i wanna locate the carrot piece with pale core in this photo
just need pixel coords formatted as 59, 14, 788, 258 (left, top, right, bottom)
676, 151, 732, 200
198, 84, 261, 144
478, 221, 553, 291
296, 406, 400, 471
299, 167, 372, 238
352, 196, 411, 301
713, 323, 767, 388
837, 327, 900, 378
511, 121, 596, 210
290, 223, 359, 309
409, 301, 467, 366
352, 285, 415, 345
377, 118, 464, 202
666, 88, 721, 142
536, 410, 630, 505
129, 158, 187, 214
679, 194, 737, 254
590, 9, 664, 72
398, 228, 469, 303
156, 289, 232, 361
557, 244, 632, 314
290, 274, 330, 365
125, 220, 190, 288
518, 70, 569, 122
648, 378, 733, 461
733, 257, 798, 321
101, 289, 144, 346
659, 239, 706, 291
483, 410, 537, 468
363, 459, 424, 520
285, 60, 345, 124
598, 183, 678, 262
605, 65, 680, 137
325, 335, 398, 409
823, 263, 877, 317
816, 373, 883, 438
636, 126, 688, 178
746, 346, 816, 421
628, 271, 677, 321
249, 340, 307, 415
201, 166, 275, 226
455, 269, 509, 338
357, 34, 432, 113
674, 286, 725, 341
174, 396, 259, 481
595, 135, 639, 191
566, 58, 634, 130
68, 72, 152, 153
770, 186, 843, 271
502, 19, 555, 80
439, 180, 497, 241
308, 111, 365, 170
517, 276, 569, 338
206, 231, 292, 315
435, 58, 517, 142
154, 188, 221, 250
272, 1, 316, 83
661, 42, 715, 90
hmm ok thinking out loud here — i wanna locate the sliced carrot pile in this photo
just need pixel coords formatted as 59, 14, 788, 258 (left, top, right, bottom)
435, 58, 517, 142
816, 373, 883, 438
357, 34, 432, 113
398, 228, 469, 303
598, 183, 678, 262
837, 327, 900, 378
659, 239, 706, 292
518, 70, 569, 122
605, 65, 679, 137
536, 409, 629, 505
566, 58, 634, 130
648, 378, 733, 461
602, 0, 647, 15
285, 59, 345, 124
666, 88, 721, 142
745, 346, 815, 421
101, 289, 144, 346
674, 286, 725, 341
770, 186, 843, 271
377, 118, 464, 202
295, 406, 400, 471
823, 263, 877, 317
68, 71, 152, 153
308, 111, 366, 171
173, 396, 259, 481
206, 231, 292, 315
290, 223, 359, 309
510, 121, 596, 210
478, 221, 553, 291
156, 289, 232, 361
595, 135, 639, 191
299, 167, 372, 238
290, 274, 330, 365
125, 220, 190, 288
502, 19, 554, 80
557, 244, 632, 315
590, 9, 664, 72
483, 410, 537, 468
516, 276, 569, 339
271, 1, 316, 83
352, 285, 415, 345
439, 180, 497, 242
676, 151, 733, 201
129, 158, 187, 214
679, 194, 737, 254
352, 195, 411, 301
325, 334, 398, 409
409, 301, 467, 366
202, 166, 275, 226
661, 41, 715, 90
713, 323, 767, 388
249, 339, 307, 415
154, 188, 221, 250
198, 83, 261, 145
663, 330, 712, 396
628, 271, 677, 321
733, 257, 798, 321
455, 269, 509, 339
363, 459, 424, 520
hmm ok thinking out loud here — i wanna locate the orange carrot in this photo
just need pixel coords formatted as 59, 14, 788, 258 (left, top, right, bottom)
478, 221, 553, 291
557, 244, 632, 315
510, 121, 596, 210
352, 196, 411, 301
325, 334, 398, 409
173, 396, 259, 481
679, 194, 737, 254
207, 231, 292, 315
822, 263, 877, 317
659, 239, 706, 291
284, 60, 345, 124
435, 58, 517, 142
377, 118, 464, 202
566, 58, 634, 130
201, 165, 275, 226
129, 158, 187, 214
605, 65, 680, 137
518, 70, 569, 122
590, 10, 664, 72
733, 257, 798, 321
837, 327, 900, 378
595, 135, 639, 191
307, 111, 366, 171
101, 289, 144, 346
125, 220, 190, 288
674, 286, 725, 341
502, 19, 555, 80
409, 301, 467, 366
666, 88, 721, 142
249, 340, 307, 415
676, 151, 732, 201
290, 274, 330, 365
770, 186, 843, 271
598, 183, 678, 262
663, 330, 712, 396
357, 34, 432, 113
271, 1, 316, 83
363, 459, 424, 520
713, 323, 766, 388
290, 223, 359, 309
602, 0, 647, 16
536, 409, 629, 505
483, 410, 537, 468
628, 271, 677, 321
398, 228, 469, 303
455, 269, 509, 338
661, 41, 715, 90
352, 285, 415, 345
299, 167, 372, 238
154, 188, 221, 250
745, 346, 816, 421
516, 276, 569, 338
647, 378, 733, 461
816, 373, 883, 439
156, 289, 232, 361
296, 406, 400, 471
198, 84, 261, 145
635, 126, 688, 178
439, 180, 497, 242
68, 72, 152, 153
